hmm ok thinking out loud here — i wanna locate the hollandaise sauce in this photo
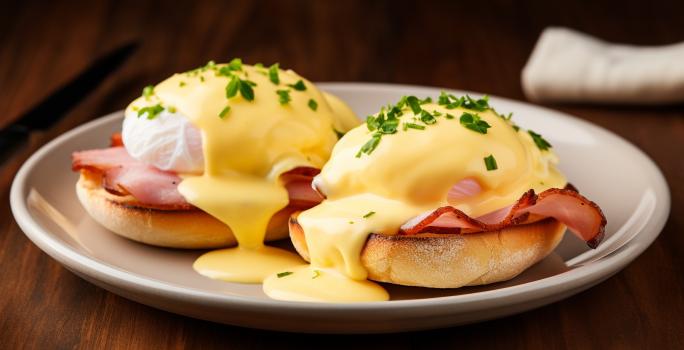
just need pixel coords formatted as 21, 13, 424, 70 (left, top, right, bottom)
263, 95, 566, 302
129, 60, 358, 283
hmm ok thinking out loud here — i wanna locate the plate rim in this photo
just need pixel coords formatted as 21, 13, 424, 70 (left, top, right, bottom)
10, 82, 671, 314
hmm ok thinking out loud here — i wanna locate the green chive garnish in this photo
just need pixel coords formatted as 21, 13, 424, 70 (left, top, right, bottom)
363, 211, 376, 218
420, 110, 437, 125
289, 80, 306, 91
239, 80, 254, 101
462, 95, 490, 111
355, 134, 381, 157
276, 89, 291, 105
228, 58, 242, 71
528, 130, 552, 151
277, 271, 293, 278
142, 85, 154, 99
225, 76, 239, 98
268, 63, 280, 84
219, 106, 231, 118
459, 112, 491, 134
137, 104, 164, 119
484, 154, 498, 171
404, 123, 426, 130
406, 96, 422, 114
308, 99, 318, 111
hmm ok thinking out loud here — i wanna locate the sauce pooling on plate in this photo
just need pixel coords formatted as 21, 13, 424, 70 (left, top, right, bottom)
263, 95, 566, 302
127, 60, 358, 283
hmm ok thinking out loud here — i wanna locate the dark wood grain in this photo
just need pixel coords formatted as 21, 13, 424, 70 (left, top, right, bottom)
1, 0, 682, 348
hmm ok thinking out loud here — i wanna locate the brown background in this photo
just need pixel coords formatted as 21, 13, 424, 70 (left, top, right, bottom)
1, 0, 683, 348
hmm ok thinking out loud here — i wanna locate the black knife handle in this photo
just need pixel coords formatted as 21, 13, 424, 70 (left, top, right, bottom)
0, 125, 30, 162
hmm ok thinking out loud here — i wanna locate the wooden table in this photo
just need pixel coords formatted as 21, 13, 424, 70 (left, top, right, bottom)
1, 0, 682, 348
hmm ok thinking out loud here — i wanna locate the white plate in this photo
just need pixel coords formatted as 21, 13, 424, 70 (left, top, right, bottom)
10, 83, 670, 333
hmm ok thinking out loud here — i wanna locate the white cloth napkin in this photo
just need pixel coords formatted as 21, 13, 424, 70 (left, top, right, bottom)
522, 27, 684, 104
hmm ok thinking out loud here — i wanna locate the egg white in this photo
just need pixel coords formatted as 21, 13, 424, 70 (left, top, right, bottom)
122, 108, 204, 174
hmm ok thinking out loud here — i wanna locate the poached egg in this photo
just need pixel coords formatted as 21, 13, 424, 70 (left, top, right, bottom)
123, 60, 360, 282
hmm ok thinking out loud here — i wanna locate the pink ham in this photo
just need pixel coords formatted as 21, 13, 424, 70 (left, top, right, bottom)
73, 147, 189, 209
72, 146, 323, 210
400, 187, 606, 248
280, 167, 324, 207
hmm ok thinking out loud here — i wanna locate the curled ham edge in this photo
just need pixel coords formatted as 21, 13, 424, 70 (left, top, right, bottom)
72, 133, 323, 211
399, 184, 607, 249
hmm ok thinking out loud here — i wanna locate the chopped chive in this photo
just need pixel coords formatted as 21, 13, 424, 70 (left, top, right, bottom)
288, 80, 306, 91
217, 66, 233, 76
142, 85, 154, 99
406, 96, 422, 114
228, 58, 242, 71
528, 130, 552, 151
226, 76, 239, 98
438, 91, 464, 109
137, 104, 164, 119
420, 110, 437, 125
459, 112, 491, 134
366, 115, 379, 131
445, 113, 455, 119
199, 75, 205, 82
363, 211, 376, 218
167, 106, 177, 113
277, 271, 293, 278
378, 119, 399, 134
308, 98, 318, 111
179, 81, 186, 87
239, 80, 254, 101
462, 95, 490, 111
276, 89, 291, 105
312, 270, 321, 279
355, 134, 381, 157
219, 105, 231, 118
404, 122, 426, 130
484, 154, 498, 171
268, 63, 280, 84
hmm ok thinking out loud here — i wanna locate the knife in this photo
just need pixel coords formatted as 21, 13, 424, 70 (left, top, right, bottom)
0, 42, 138, 161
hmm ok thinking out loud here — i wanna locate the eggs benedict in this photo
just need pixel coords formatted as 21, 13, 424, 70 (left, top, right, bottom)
265, 93, 607, 302
72, 59, 360, 282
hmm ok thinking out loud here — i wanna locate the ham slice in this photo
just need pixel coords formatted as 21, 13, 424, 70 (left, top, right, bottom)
400, 187, 606, 248
72, 145, 323, 211
73, 147, 190, 209
280, 167, 324, 207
